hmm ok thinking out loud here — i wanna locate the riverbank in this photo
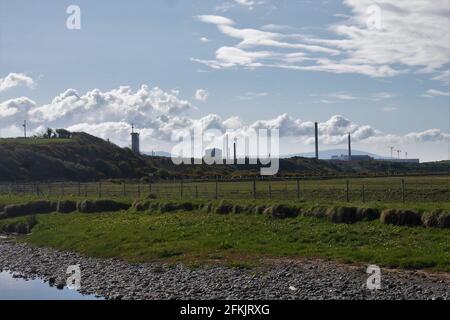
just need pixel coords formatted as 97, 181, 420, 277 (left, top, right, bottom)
0, 240, 448, 300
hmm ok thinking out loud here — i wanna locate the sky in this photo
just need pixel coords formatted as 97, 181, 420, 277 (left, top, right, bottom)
0, 0, 449, 162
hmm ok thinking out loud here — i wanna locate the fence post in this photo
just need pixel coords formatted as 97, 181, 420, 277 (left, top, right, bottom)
61, 182, 65, 197
362, 185, 365, 203
149, 183, 152, 194
253, 179, 256, 199
36, 183, 40, 196
98, 182, 102, 198
123, 183, 126, 197
346, 180, 350, 202
180, 181, 183, 199
84, 184, 87, 197
195, 185, 198, 199
401, 179, 405, 203
137, 184, 141, 199
77, 182, 81, 197
296, 179, 300, 200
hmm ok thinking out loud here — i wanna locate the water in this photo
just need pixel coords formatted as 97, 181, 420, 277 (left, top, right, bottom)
0, 271, 103, 300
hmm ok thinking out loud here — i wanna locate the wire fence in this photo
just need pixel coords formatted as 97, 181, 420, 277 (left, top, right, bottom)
1, 176, 449, 203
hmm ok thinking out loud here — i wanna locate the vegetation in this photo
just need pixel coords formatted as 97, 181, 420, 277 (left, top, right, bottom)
0, 131, 448, 182
0, 208, 448, 271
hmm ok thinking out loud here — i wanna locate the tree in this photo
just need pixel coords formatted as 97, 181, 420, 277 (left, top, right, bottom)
45, 128, 54, 139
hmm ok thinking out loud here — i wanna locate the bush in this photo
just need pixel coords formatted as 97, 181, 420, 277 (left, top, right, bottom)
380, 209, 399, 225
159, 203, 179, 213
436, 212, 450, 228
254, 206, 266, 215
232, 205, 243, 214
3, 201, 56, 218
215, 200, 233, 215
78, 200, 130, 213
421, 210, 441, 228
356, 208, 380, 221
327, 207, 358, 224
380, 209, 421, 226
264, 205, 299, 219
146, 193, 158, 199
56, 200, 77, 213
305, 207, 327, 219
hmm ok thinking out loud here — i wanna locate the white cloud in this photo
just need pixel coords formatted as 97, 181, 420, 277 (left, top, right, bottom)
0, 73, 35, 92
0, 85, 448, 160
195, 89, 209, 101
200, 37, 210, 43
194, 1, 450, 80
424, 89, 450, 97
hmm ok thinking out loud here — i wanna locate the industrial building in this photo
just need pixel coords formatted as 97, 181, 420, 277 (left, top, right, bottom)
130, 124, 140, 154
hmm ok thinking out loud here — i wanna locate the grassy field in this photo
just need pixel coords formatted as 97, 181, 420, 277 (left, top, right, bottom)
2, 175, 449, 203
3, 209, 449, 272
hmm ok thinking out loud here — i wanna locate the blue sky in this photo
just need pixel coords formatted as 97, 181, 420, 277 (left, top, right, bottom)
0, 0, 449, 161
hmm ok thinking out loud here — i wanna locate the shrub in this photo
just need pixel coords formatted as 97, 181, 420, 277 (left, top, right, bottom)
56, 200, 77, 213
305, 207, 327, 219
264, 205, 299, 219
380, 209, 421, 226
215, 200, 233, 215
421, 210, 441, 228
327, 207, 358, 224
254, 206, 266, 215
356, 208, 380, 221
78, 200, 130, 213
159, 203, 179, 213
436, 212, 450, 228
3, 201, 56, 218
232, 205, 243, 214
146, 193, 158, 199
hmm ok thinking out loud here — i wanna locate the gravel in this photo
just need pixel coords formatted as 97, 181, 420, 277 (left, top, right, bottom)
0, 239, 448, 300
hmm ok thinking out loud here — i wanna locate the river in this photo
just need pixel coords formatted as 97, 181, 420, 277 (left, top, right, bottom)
0, 271, 103, 300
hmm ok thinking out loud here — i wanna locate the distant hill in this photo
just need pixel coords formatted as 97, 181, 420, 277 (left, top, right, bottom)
0, 132, 448, 182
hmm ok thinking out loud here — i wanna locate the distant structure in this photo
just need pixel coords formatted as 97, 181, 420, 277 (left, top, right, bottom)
233, 137, 237, 164
348, 132, 352, 161
130, 124, 140, 154
331, 154, 373, 161
314, 122, 319, 159
22, 120, 27, 138
378, 158, 420, 164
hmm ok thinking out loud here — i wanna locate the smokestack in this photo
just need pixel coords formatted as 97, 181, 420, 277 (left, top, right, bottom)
314, 122, 319, 159
348, 132, 352, 161
233, 140, 237, 164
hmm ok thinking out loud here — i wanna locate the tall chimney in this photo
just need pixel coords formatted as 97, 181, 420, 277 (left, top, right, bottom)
314, 122, 319, 159
348, 132, 352, 161
233, 139, 237, 164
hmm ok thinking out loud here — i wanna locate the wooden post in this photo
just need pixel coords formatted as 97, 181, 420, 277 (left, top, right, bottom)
36, 183, 40, 196
296, 179, 300, 200
180, 181, 183, 199
195, 185, 198, 199
149, 183, 152, 194
137, 184, 141, 199
362, 185, 366, 203
98, 182, 102, 198
123, 183, 126, 197
61, 182, 65, 197
84, 184, 87, 197
346, 180, 350, 203
401, 179, 405, 203
253, 179, 256, 199
47, 183, 51, 197
77, 182, 81, 197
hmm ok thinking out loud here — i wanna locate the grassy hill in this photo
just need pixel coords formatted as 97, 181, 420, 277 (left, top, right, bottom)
0, 132, 448, 182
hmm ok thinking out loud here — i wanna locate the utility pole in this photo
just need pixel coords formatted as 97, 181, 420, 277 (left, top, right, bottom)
405, 152, 408, 159
396, 149, 401, 159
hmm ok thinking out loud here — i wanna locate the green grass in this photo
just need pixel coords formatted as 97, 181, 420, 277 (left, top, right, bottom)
3, 209, 448, 272
0, 138, 72, 145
